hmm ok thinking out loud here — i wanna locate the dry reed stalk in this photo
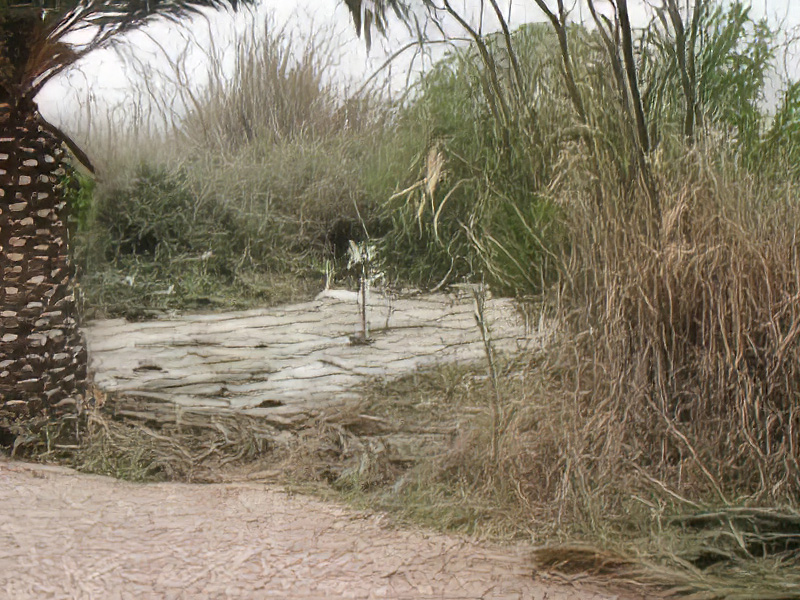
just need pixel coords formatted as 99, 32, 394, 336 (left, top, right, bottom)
472, 287, 503, 465
551, 136, 800, 507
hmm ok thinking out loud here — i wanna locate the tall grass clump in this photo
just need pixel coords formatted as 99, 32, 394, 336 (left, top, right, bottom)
550, 133, 800, 507
544, 1, 800, 510
381, 3, 800, 586
71, 18, 407, 316
379, 23, 571, 293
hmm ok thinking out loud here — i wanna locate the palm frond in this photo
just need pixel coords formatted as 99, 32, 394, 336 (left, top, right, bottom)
343, 0, 420, 49
1, 0, 253, 100
3, 0, 420, 102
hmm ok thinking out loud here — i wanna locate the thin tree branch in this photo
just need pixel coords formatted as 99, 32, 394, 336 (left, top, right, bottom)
666, 0, 696, 140
586, 0, 629, 114
36, 111, 96, 173
441, 0, 512, 145
530, 0, 586, 121
618, 0, 650, 154
486, 0, 525, 99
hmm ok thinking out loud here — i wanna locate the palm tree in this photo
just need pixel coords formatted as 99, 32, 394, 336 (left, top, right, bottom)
0, 0, 410, 425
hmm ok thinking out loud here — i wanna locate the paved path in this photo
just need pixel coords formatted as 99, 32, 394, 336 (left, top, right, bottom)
85, 288, 545, 426
0, 458, 639, 599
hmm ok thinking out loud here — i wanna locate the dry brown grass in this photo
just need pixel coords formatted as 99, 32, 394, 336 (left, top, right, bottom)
470, 137, 800, 594
551, 138, 800, 509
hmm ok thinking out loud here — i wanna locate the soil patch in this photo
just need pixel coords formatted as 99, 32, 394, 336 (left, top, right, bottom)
1, 458, 643, 599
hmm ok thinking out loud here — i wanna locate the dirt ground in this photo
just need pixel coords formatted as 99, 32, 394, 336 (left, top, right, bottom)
0, 457, 644, 600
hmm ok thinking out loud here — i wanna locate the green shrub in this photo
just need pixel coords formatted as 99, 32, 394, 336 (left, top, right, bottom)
379, 23, 573, 294
63, 171, 96, 234
71, 22, 403, 315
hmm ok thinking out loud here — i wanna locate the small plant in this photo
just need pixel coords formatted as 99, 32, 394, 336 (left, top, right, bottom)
347, 239, 383, 344
63, 171, 96, 235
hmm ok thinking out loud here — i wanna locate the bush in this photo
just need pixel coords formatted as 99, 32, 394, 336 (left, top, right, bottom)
378, 23, 572, 293
75, 163, 299, 315
71, 21, 404, 316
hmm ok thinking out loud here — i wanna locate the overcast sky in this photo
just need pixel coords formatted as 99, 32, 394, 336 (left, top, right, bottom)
37, 1, 800, 134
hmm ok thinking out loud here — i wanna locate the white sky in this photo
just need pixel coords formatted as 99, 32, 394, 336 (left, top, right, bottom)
37, 1, 800, 134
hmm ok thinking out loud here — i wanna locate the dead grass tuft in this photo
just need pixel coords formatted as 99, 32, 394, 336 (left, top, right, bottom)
68, 400, 279, 482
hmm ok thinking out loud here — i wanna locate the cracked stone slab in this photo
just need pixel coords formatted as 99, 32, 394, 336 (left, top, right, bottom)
85, 288, 548, 420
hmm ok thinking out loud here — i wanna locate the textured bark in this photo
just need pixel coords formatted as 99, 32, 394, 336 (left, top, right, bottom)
0, 100, 87, 418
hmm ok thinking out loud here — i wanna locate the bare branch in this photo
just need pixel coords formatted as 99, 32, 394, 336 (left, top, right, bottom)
530, 0, 586, 120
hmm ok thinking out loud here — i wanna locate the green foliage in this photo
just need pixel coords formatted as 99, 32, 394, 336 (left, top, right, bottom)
380, 23, 571, 293
63, 170, 95, 234
75, 162, 319, 316
697, 3, 774, 144
473, 195, 565, 297
70, 22, 413, 316
760, 80, 800, 180
72, 21, 580, 303
642, 1, 780, 163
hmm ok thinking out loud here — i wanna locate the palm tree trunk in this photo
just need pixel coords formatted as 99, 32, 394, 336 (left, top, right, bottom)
0, 99, 87, 420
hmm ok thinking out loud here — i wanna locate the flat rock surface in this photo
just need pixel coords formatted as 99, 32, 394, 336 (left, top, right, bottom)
0, 458, 639, 599
85, 288, 547, 425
